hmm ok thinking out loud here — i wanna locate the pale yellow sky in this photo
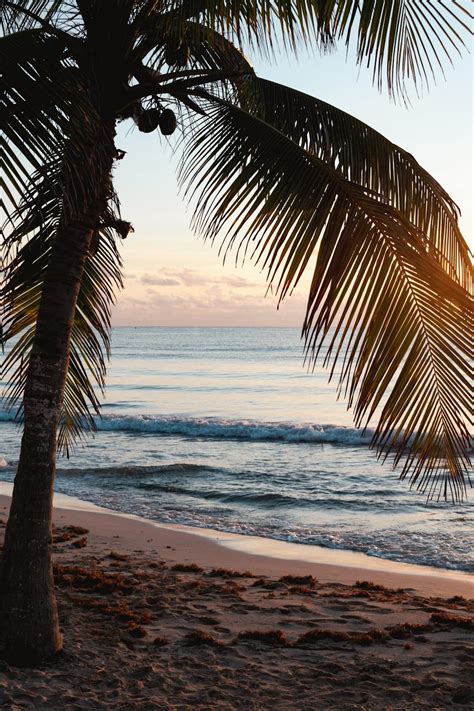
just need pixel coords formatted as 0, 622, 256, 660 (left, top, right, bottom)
112, 46, 473, 328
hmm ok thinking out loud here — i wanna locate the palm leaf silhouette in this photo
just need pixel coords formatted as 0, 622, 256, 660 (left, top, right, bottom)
244, 78, 473, 289
1, 26, 123, 452
179, 95, 472, 499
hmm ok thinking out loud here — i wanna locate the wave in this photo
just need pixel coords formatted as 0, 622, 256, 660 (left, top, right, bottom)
57, 463, 217, 478
133, 482, 302, 507
129, 482, 398, 511
3, 409, 470, 450
91, 414, 372, 445
1, 410, 370, 445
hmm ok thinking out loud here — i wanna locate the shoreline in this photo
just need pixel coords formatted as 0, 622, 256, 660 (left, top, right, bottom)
0, 485, 472, 598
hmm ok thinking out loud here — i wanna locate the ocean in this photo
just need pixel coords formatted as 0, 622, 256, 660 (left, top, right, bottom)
1, 327, 472, 572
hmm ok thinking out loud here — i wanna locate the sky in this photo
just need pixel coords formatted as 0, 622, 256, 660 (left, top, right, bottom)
112, 37, 473, 328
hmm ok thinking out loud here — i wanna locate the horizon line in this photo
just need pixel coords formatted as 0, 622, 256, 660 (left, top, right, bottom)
111, 324, 304, 329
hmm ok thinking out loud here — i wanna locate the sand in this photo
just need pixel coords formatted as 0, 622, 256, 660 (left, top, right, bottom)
0, 490, 473, 710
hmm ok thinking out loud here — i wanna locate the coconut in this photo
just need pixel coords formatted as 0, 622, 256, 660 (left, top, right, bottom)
137, 108, 160, 133
159, 109, 177, 135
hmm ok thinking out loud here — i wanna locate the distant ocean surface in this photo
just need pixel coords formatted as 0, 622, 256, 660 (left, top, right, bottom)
1, 327, 472, 572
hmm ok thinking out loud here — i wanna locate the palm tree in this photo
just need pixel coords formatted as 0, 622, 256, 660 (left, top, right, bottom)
1, 0, 472, 665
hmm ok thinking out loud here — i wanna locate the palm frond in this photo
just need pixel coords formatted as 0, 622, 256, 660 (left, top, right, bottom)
133, 0, 472, 98
2, 161, 123, 453
0, 27, 107, 211
1, 24, 123, 452
1, 27, 73, 352
140, 18, 253, 77
179, 96, 472, 500
0, 0, 62, 33
131, 0, 334, 65
3, 0, 471, 103
239, 77, 472, 289
328, 0, 473, 98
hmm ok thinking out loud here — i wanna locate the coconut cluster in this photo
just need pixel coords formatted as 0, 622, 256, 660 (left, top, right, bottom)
134, 105, 177, 136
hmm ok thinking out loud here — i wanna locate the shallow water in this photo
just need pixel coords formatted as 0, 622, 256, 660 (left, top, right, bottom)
1, 327, 472, 572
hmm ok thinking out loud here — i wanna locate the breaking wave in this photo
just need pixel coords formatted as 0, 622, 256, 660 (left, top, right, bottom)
90, 414, 372, 445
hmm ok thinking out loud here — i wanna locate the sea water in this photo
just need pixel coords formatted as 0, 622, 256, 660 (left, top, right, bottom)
1, 327, 472, 572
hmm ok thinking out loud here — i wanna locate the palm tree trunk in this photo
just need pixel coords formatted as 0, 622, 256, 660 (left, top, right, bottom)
0, 151, 113, 666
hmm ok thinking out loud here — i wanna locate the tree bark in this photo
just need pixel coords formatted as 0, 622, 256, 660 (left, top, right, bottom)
0, 148, 114, 666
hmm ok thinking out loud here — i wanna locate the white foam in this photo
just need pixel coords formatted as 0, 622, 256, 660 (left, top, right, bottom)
93, 414, 372, 445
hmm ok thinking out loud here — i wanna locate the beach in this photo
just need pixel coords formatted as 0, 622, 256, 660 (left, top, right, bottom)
1, 328, 473, 708
0, 490, 472, 709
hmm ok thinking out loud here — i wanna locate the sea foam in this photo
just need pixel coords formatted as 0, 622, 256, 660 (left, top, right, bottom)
0, 408, 371, 445
91, 414, 372, 445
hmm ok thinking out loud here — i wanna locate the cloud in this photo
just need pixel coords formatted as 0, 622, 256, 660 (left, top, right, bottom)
164, 268, 209, 287
138, 268, 258, 289
115, 263, 311, 326
141, 274, 181, 286
221, 275, 258, 288
112, 287, 307, 327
